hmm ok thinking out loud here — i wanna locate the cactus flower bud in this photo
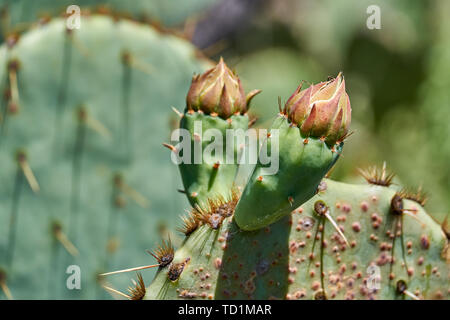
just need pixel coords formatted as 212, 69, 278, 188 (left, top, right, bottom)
175, 58, 261, 206
186, 57, 260, 118
285, 73, 351, 146
234, 73, 352, 231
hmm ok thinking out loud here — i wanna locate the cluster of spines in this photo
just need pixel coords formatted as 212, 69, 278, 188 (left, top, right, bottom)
179, 189, 239, 234
398, 187, 428, 207
100, 237, 176, 277
358, 163, 431, 212
146, 238, 174, 268
358, 162, 396, 187
100, 190, 242, 294
99, 237, 178, 298
103, 272, 146, 300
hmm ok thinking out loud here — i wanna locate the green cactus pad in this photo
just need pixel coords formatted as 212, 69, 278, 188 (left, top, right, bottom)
146, 179, 449, 300
176, 111, 248, 206
0, 0, 217, 31
0, 15, 209, 299
234, 115, 342, 231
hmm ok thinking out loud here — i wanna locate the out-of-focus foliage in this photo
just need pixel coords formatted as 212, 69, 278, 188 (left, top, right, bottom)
236, 48, 323, 126
268, 0, 429, 64
417, 0, 450, 223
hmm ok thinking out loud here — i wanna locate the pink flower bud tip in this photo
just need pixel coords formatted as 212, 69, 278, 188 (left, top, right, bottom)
186, 57, 260, 119
284, 72, 351, 146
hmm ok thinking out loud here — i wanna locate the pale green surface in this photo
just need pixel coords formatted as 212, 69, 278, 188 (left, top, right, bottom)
179, 112, 248, 206
0, 0, 217, 31
236, 48, 323, 127
234, 115, 341, 230
0, 16, 209, 299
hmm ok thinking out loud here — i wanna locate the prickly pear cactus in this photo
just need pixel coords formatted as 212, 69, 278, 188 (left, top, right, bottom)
167, 58, 260, 206
0, 15, 210, 299
146, 178, 449, 300
235, 74, 351, 230
138, 65, 448, 300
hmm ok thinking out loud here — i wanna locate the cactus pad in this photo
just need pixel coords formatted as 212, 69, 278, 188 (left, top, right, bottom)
146, 179, 449, 300
0, 15, 209, 299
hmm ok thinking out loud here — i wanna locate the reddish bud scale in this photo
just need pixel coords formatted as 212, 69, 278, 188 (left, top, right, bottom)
186, 57, 260, 119
284, 73, 351, 146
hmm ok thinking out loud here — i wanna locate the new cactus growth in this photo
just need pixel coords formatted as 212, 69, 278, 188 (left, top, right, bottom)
167, 58, 260, 205
234, 74, 351, 230
137, 69, 447, 300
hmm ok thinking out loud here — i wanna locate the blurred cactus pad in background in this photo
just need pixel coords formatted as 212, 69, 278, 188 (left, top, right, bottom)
0, 0, 217, 31
0, 0, 448, 300
0, 14, 211, 299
